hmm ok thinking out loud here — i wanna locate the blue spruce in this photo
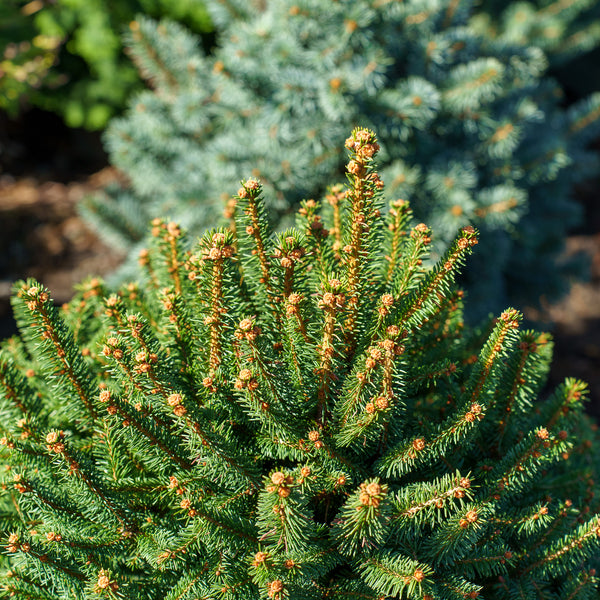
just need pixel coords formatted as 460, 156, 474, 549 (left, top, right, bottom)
83, 0, 600, 319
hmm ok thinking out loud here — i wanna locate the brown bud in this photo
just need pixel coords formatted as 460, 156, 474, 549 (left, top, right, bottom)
167, 393, 182, 406
173, 405, 187, 417
365, 482, 382, 496
253, 551, 268, 565
271, 472, 286, 485
412, 438, 426, 452
268, 580, 284, 597
365, 358, 376, 370
381, 293, 394, 307
45, 431, 61, 444
308, 430, 320, 442
375, 396, 389, 410
239, 369, 252, 381
537, 428, 549, 440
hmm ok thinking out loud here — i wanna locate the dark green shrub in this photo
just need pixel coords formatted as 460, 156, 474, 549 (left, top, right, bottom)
2, 130, 599, 599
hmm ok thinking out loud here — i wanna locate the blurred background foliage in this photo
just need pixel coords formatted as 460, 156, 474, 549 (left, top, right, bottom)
75, 0, 599, 322
473, 0, 600, 98
1, 0, 599, 131
0, 0, 213, 131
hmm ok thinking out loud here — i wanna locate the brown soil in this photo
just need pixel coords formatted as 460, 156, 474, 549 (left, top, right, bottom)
0, 168, 125, 337
526, 234, 600, 422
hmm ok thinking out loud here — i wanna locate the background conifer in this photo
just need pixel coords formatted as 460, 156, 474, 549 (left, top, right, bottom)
2, 130, 599, 599
475, 0, 600, 69
83, 0, 600, 319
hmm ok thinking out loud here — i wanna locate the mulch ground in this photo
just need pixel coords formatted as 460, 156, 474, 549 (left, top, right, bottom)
0, 168, 125, 338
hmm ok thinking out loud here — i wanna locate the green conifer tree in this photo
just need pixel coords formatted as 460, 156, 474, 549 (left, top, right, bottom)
83, 0, 600, 318
3, 130, 599, 599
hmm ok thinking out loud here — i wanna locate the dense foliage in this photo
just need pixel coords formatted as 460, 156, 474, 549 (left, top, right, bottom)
85, 0, 600, 318
474, 0, 600, 68
2, 130, 599, 599
473, 0, 600, 98
0, 0, 212, 129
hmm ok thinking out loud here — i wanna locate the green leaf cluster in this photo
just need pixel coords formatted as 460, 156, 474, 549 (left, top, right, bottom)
0, 0, 212, 129
1, 131, 599, 599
